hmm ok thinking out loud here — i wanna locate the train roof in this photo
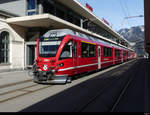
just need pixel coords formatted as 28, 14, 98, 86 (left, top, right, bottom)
43, 29, 130, 50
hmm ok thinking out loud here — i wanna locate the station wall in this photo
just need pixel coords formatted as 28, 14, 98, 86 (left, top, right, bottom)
0, 19, 26, 72
0, 0, 26, 16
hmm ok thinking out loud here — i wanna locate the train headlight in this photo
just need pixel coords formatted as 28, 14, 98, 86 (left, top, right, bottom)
43, 65, 48, 71
58, 63, 64, 67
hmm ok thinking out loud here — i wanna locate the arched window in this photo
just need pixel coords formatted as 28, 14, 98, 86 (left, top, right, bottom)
0, 31, 9, 64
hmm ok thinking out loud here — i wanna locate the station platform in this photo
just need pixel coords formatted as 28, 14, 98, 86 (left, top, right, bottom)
21, 58, 150, 112
0, 71, 32, 88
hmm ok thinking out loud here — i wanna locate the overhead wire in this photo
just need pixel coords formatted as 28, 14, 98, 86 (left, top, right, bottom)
117, 0, 132, 28
123, 0, 131, 17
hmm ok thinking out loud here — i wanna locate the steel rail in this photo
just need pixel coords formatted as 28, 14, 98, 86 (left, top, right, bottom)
110, 60, 141, 112
0, 79, 32, 89
0, 83, 53, 103
73, 60, 138, 112
0, 84, 38, 96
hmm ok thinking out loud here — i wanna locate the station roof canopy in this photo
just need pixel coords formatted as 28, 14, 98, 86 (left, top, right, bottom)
6, 13, 132, 49
6, 14, 115, 42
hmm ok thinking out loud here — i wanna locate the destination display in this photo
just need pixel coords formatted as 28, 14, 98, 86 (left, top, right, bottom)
40, 37, 63, 42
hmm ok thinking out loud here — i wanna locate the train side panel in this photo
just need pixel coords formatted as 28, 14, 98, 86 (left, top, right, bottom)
77, 38, 98, 74
101, 45, 113, 68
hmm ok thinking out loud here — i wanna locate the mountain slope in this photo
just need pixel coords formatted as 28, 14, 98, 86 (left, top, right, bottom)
118, 25, 145, 55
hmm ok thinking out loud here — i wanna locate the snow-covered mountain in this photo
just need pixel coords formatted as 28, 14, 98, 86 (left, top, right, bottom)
118, 25, 145, 55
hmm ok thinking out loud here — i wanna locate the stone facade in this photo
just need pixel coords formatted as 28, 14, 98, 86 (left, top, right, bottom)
0, 17, 26, 72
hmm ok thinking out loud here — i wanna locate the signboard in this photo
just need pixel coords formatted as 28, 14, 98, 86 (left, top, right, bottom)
86, 3, 93, 12
102, 18, 110, 26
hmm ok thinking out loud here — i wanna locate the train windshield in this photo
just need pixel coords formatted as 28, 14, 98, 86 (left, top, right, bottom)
39, 37, 63, 58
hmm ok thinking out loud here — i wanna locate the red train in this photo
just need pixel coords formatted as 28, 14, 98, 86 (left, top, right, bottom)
33, 29, 137, 84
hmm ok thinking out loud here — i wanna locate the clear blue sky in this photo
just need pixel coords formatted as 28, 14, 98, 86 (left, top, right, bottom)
79, 0, 144, 31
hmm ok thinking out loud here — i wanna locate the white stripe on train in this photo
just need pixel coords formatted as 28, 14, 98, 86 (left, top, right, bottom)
58, 59, 125, 72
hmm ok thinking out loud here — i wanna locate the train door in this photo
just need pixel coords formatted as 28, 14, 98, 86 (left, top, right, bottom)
98, 46, 101, 69
73, 40, 78, 74
113, 47, 115, 65
121, 50, 124, 63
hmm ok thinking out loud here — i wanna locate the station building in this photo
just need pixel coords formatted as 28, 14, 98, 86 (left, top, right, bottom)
0, 0, 133, 72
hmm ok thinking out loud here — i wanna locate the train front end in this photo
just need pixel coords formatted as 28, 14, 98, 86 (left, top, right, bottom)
33, 35, 71, 84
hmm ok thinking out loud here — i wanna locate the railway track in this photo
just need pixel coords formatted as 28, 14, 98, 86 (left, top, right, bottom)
0, 79, 32, 89
110, 60, 140, 112
73, 59, 140, 112
0, 80, 53, 103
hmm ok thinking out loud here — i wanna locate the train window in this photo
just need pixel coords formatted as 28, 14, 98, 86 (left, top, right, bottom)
103, 47, 106, 57
74, 42, 77, 58
82, 42, 89, 58
103, 47, 112, 57
115, 50, 117, 56
115, 49, 120, 57
89, 44, 96, 57
108, 48, 112, 57
124, 52, 126, 56
81, 42, 96, 58
128, 52, 130, 57
60, 40, 73, 60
